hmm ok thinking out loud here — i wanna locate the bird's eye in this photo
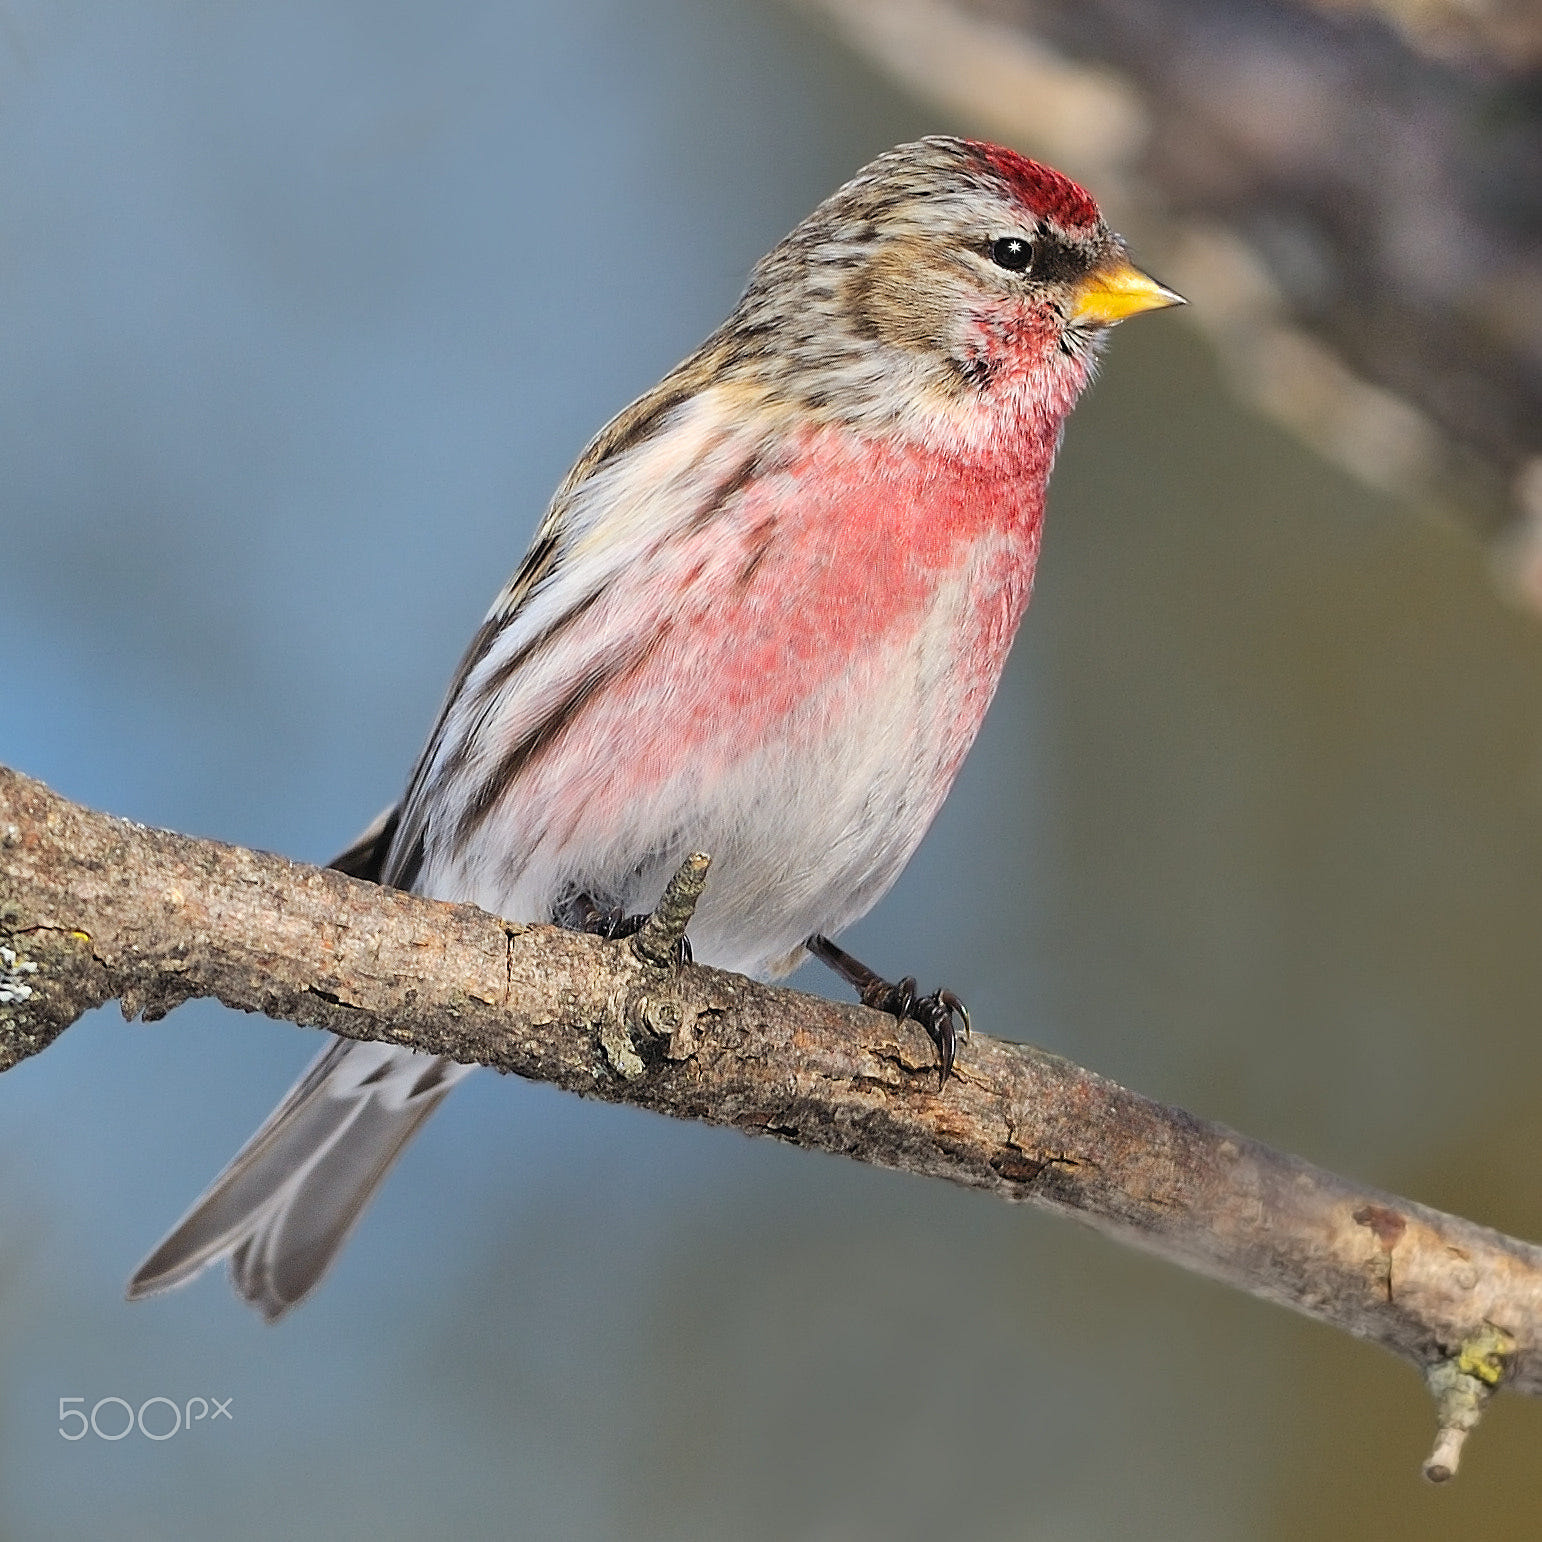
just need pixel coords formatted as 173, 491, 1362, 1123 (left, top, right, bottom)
988, 236, 1033, 272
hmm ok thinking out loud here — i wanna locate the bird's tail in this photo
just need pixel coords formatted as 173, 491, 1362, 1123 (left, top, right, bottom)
127, 1038, 471, 1322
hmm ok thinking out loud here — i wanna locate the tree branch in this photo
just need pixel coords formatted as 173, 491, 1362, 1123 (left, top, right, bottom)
2, 761, 1539, 1480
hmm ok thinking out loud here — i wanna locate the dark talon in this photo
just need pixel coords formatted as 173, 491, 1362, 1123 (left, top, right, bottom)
873, 982, 966, 1085
940, 988, 971, 1044
806, 934, 969, 1086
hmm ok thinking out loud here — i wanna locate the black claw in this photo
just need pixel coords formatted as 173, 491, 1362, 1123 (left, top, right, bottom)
940, 988, 971, 1044
805, 933, 970, 1086
910, 989, 967, 1085
861, 975, 969, 1087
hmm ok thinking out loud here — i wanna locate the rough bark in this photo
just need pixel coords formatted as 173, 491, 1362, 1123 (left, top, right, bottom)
2, 761, 1538, 1479
800, 0, 1542, 599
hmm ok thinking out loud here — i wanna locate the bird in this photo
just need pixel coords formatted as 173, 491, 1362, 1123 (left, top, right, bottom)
127, 135, 1182, 1321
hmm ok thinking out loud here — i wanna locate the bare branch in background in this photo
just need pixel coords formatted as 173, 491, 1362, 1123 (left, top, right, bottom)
3, 761, 1541, 1479
799, 0, 1542, 601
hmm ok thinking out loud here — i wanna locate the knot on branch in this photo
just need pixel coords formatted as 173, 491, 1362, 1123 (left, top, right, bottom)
630, 852, 711, 970
1422, 1326, 1514, 1482
589, 854, 713, 1081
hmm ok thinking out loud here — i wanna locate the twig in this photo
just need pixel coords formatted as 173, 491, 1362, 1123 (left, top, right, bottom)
2, 761, 1539, 1480
630, 852, 711, 969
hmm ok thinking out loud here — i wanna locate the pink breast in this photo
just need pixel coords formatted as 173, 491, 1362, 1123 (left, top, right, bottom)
548, 420, 1054, 820
691, 425, 1049, 717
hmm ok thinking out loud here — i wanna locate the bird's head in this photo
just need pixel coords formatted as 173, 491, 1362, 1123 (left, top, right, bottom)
724, 136, 1182, 442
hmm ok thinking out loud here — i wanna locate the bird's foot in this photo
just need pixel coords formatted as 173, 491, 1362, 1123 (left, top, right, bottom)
806, 934, 970, 1086
555, 893, 692, 965
860, 975, 970, 1085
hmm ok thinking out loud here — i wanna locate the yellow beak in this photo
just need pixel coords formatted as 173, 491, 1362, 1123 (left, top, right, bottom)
1068, 258, 1185, 327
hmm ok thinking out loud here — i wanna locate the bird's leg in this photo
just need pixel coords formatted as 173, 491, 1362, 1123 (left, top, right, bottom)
552, 890, 627, 938
553, 891, 693, 964
805, 933, 970, 1086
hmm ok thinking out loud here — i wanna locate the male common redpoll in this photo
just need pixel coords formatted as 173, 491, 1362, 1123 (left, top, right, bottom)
128, 137, 1181, 1320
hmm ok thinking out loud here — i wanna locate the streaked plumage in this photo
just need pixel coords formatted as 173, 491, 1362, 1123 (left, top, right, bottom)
129, 136, 1180, 1319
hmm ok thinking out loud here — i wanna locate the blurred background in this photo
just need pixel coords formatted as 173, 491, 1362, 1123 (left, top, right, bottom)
2, 1, 1541, 1536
